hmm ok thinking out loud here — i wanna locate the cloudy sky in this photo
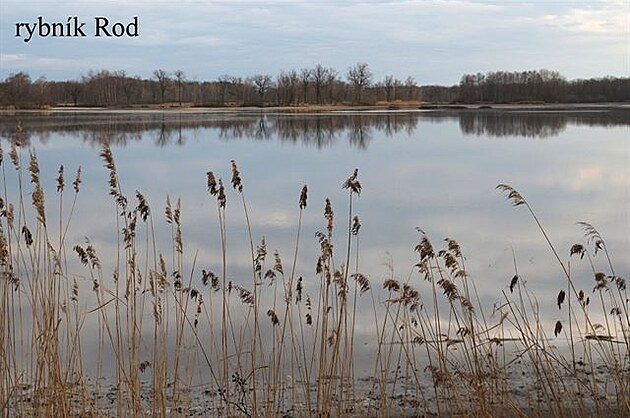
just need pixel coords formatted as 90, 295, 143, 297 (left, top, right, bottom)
1, 0, 627, 85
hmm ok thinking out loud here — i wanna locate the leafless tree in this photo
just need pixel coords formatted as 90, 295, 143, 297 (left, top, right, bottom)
4, 72, 32, 107
347, 62, 372, 103
404, 76, 416, 100
174, 70, 185, 105
153, 69, 170, 104
67, 81, 82, 105
277, 70, 300, 105
217, 74, 232, 105
383, 75, 395, 101
312, 64, 337, 104
251, 74, 273, 105
1, 65, 627, 108
300, 68, 312, 104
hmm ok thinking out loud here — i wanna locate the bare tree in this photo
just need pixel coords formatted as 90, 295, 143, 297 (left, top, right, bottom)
33, 76, 48, 106
404, 76, 416, 100
312, 64, 336, 104
174, 70, 185, 105
277, 70, 300, 105
4, 72, 32, 107
153, 69, 170, 104
300, 68, 312, 103
347, 62, 373, 104
117, 71, 140, 104
217, 74, 233, 105
383, 75, 395, 101
67, 81, 82, 105
250, 74, 273, 105
2, 66, 627, 107
81, 70, 118, 105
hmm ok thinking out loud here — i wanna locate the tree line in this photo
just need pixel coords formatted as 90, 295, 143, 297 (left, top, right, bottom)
425, 70, 629, 104
0, 64, 627, 108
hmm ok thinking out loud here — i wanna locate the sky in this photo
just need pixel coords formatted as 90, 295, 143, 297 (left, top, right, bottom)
0, 0, 628, 85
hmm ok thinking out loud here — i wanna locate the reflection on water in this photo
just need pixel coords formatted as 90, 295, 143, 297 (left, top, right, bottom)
0, 109, 627, 400
459, 112, 567, 138
0, 108, 625, 311
0, 108, 628, 147
458, 109, 630, 138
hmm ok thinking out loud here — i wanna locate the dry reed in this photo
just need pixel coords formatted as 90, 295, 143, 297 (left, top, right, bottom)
0, 144, 627, 417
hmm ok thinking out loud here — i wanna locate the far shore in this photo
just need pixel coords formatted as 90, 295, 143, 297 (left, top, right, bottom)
1, 102, 629, 115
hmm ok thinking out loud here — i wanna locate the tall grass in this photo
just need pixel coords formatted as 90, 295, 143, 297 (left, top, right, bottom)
0, 140, 628, 416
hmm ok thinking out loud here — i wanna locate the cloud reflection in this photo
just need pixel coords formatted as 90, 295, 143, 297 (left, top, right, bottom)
0, 109, 627, 377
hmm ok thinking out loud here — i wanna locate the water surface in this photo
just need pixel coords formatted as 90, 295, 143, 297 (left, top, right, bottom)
1, 108, 628, 374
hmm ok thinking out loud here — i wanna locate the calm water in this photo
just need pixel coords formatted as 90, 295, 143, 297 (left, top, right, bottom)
1, 108, 628, 376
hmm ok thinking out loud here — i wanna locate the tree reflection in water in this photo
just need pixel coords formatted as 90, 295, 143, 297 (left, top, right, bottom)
0, 108, 628, 147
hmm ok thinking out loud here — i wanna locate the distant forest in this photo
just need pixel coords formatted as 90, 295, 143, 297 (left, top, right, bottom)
1, 64, 628, 108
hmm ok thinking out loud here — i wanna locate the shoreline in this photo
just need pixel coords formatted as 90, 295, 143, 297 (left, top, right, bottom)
1, 102, 629, 115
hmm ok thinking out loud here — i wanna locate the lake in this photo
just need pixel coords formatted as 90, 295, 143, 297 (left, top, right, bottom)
1, 107, 628, 415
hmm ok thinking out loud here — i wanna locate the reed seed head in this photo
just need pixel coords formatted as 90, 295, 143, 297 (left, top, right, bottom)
496, 184, 526, 207
351, 215, 361, 236
21, 226, 33, 247
415, 235, 435, 262
460, 296, 474, 312
56, 165, 64, 193
32, 184, 46, 225
0, 231, 8, 266
593, 272, 608, 291
273, 250, 283, 275
153, 298, 163, 324
72, 167, 82, 193
217, 179, 226, 208
9, 144, 19, 169
6, 203, 14, 226
557, 290, 566, 309
165, 195, 173, 224
230, 160, 243, 192
324, 198, 334, 235
445, 238, 462, 258
509, 275, 519, 293
437, 278, 459, 302
207, 171, 218, 195
570, 244, 585, 259
139, 361, 151, 373
267, 309, 279, 326
254, 238, 267, 274
299, 185, 308, 209
85, 245, 100, 269
207, 270, 220, 291
28, 150, 40, 185
342, 168, 362, 195
578, 221, 605, 254
296, 276, 303, 303
233, 285, 254, 305
74, 245, 88, 266
135, 191, 150, 222
173, 198, 181, 225
352, 273, 370, 293
383, 278, 400, 292
13, 121, 25, 146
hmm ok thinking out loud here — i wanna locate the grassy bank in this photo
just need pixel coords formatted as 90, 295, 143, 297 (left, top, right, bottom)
0, 140, 628, 417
